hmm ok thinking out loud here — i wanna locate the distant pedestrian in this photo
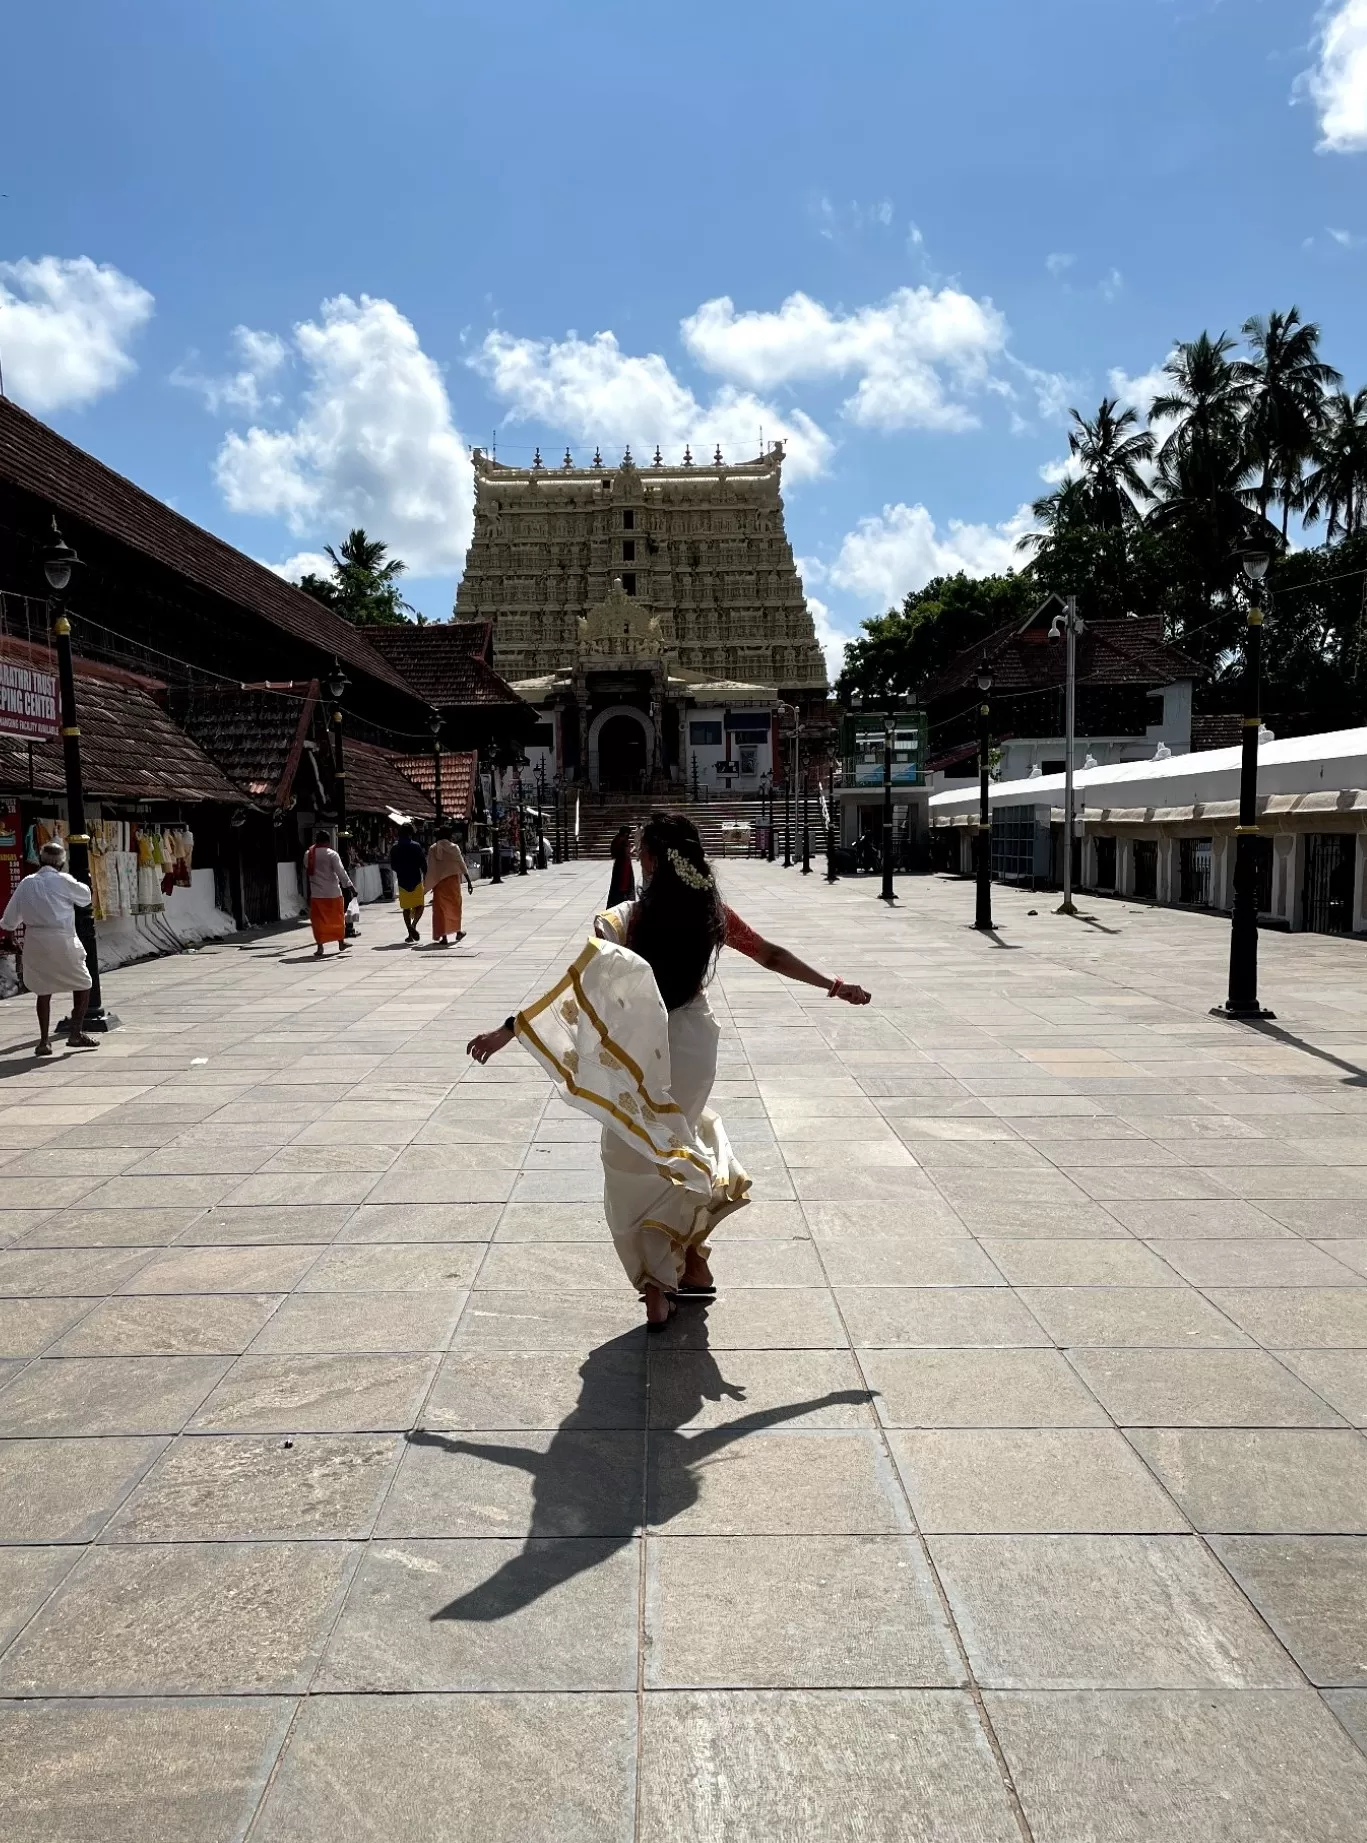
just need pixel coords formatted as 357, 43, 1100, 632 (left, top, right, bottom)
306, 827, 355, 958
606, 824, 635, 905
389, 822, 428, 943
425, 825, 474, 946
0, 841, 98, 1055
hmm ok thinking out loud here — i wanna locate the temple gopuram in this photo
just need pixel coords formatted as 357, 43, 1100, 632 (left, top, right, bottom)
453, 443, 827, 792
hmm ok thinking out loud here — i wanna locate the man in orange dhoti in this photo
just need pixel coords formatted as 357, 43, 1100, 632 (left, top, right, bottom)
306, 828, 355, 957
424, 826, 473, 946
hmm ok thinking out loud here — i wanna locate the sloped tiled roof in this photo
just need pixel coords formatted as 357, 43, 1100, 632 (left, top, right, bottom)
345, 741, 436, 819
0, 397, 414, 696
177, 683, 322, 807
364, 622, 526, 707
0, 648, 244, 804
1192, 714, 1243, 752
388, 750, 478, 820
928, 611, 1204, 703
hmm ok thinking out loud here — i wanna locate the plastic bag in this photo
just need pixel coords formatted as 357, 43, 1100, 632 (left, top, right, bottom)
344, 896, 361, 938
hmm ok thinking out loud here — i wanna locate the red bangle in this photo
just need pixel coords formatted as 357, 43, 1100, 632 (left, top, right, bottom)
828, 978, 843, 998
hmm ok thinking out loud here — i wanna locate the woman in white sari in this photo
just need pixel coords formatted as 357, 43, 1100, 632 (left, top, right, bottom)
468, 813, 870, 1327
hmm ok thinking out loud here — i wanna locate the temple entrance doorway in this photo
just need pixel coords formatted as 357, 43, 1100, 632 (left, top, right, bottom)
596, 712, 649, 790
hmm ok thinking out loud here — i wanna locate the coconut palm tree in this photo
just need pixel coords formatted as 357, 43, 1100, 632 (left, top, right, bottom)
1303, 388, 1367, 539
1234, 308, 1341, 540
298, 528, 415, 625
1149, 332, 1250, 474
1065, 398, 1155, 530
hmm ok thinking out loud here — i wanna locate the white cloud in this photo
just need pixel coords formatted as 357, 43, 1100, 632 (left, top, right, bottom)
1045, 252, 1076, 278
1099, 267, 1124, 302
827, 501, 1034, 607
680, 287, 1009, 433
1107, 362, 1168, 417
1038, 454, 1082, 486
0, 255, 153, 412
1302, 0, 1367, 152
804, 593, 855, 677
472, 328, 832, 480
270, 550, 334, 583
174, 325, 288, 415
1328, 225, 1364, 245
214, 293, 474, 577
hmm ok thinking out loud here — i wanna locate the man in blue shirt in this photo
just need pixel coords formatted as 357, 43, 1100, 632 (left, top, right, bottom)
388, 824, 428, 942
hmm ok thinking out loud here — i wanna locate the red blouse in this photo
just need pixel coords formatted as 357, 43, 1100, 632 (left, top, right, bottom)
722, 905, 766, 963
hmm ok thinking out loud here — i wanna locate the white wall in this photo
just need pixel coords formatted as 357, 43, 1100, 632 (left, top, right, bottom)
94, 868, 238, 970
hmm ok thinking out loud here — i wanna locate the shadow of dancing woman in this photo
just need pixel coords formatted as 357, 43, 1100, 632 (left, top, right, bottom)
409, 1315, 873, 1623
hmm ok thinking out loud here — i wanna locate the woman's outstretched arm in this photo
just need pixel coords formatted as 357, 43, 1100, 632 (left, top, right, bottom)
467, 1014, 517, 1062
728, 913, 871, 1004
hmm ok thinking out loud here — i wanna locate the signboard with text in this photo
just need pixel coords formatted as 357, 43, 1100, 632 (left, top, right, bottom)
845, 713, 926, 787
0, 656, 60, 742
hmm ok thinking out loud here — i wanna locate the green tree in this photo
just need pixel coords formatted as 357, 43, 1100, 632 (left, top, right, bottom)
1303, 388, 1367, 539
1234, 308, 1341, 540
297, 528, 416, 625
1064, 397, 1154, 530
835, 571, 1034, 702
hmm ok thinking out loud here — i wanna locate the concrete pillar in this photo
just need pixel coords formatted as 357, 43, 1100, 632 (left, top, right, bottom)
1156, 837, 1178, 906
1116, 837, 1134, 897
1354, 834, 1367, 936
1283, 834, 1305, 931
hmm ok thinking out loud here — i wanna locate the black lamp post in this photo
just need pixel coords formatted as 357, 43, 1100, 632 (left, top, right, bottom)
801, 771, 812, 874
43, 521, 115, 1031
975, 657, 994, 932
515, 772, 528, 875
826, 759, 840, 883
535, 759, 547, 867
1214, 550, 1275, 1020
327, 660, 350, 864
429, 710, 444, 821
764, 772, 775, 862
489, 771, 502, 885
779, 703, 799, 868
879, 692, 897, 906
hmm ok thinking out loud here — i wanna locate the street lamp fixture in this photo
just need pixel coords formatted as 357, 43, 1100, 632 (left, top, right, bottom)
1049, 595, 1086, 917
326, 659, 350, 853
975, 654, 994, 932
42, 521, 116, 1030
428, 709, 444, 821
1212, 549, 1276, 1020
879, 685, 898, 904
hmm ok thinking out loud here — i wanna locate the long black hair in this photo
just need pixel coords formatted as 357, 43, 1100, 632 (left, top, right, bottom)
628, 812, 726, 1011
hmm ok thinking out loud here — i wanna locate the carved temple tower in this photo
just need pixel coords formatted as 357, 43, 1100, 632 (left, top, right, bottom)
452, 443, 826, 791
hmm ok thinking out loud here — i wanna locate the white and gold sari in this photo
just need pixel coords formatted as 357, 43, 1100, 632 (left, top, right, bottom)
513, 907, 749, 1291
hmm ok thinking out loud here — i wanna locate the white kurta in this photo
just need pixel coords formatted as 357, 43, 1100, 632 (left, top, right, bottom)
514, 930, 749, 1292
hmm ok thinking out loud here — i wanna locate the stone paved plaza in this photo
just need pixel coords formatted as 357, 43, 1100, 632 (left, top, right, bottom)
3, 860, 1367, 1840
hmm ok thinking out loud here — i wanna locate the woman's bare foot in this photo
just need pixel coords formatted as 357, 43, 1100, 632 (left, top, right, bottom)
643, 1282, 673, 1328
681, 1248, 714, 1291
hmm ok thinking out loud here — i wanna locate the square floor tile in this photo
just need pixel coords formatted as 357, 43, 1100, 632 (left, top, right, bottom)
378, 1428, 644, 1538
119, 1244, 319, 1294
1129, 1427, 1367, 1532
0, 1246, 153, 1296
1067, 1347, 1345, 1427
653, 1289, 848, 1351
931, 1534, 1296, 1688
51, 1293, 280, 1356
979, 1239, 1179, 1287
0, 1297, 101, 1356
890, 1428, 1186, 1533
646, 1534, 960, 1688
1023, 1286, 1249, 1349
0, 1435, 167, 1543
455, 1291, 646, 1350
426, 1339, 646, 1431
987, 1688, 1367, 1843
1277, 1351, 1367, 1427
817, 1238, 1002, 1287
248, 1292, 464, 1354
649, 1348, 872, 1430
0, 1541, 354, 1694
0, 1545, 78, 1647
1205, 1288, 1367, 1349
1153, 1241, 1366, 1288
836, 1288, 1049, 1348
0, 1356, 229, 1435
186, 1352, 436, 1433
1214, 1536, 1367, 1687
317, 1536, 639, 1690
297, 1243, 483, 1292
640, 1690, 1018, 1843
860, 1347, 1109, 1428
104, 1432, 398, 1539
648, 1429, 909, 1536
339, 1201, 503, 1242
251, 1692, 635, 1843
0, 1698, 293, 1843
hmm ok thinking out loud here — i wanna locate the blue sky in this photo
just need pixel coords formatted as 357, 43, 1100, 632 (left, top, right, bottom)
3, 0, 1366, 670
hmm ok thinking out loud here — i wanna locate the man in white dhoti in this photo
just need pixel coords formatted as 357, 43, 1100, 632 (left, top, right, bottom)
1, 842, 98, 1057
468, 813, 870, 1328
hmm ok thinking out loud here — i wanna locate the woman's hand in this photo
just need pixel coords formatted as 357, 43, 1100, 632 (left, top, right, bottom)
831, 980, 872, 1005
466, 1025, 514, 1063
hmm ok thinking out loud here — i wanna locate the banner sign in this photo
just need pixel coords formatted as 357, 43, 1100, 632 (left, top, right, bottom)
847, 713, 926, 786
0, 657, 59, 741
